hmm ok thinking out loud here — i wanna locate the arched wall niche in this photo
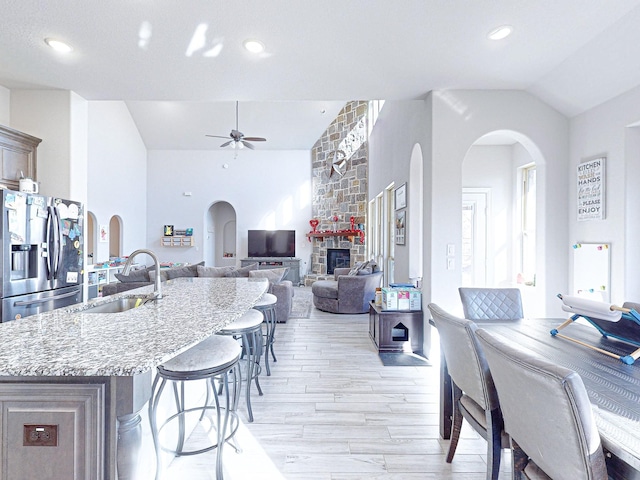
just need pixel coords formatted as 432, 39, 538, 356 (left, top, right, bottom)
86, 211, 97, 264
408, 142, 424, 284
205, 201, 237, 267
108, 215, 123, 258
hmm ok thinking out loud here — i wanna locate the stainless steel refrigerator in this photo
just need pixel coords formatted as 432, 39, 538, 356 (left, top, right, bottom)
1, 188, 83, 322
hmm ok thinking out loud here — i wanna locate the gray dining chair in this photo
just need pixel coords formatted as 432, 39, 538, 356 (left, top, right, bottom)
459, 287, 523, 321
475, 328, 608, 480
428, 303, 508, 480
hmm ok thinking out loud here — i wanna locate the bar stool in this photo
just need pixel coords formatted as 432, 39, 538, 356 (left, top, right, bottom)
148, 334, 242, 480
216, 309, 264, 422
253, 292, 278, 376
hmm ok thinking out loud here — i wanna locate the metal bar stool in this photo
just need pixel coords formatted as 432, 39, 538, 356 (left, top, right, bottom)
253, 292, 278, 376
216, 308, 264, 422
148, 334, 242, 480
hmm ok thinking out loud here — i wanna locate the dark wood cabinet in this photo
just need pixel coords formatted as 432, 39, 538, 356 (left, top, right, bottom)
0, 124, 41, 189
369, 301, 424, 353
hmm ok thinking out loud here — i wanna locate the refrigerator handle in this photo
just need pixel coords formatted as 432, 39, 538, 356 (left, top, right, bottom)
45, 206, 55, 281
53, 206, 62, 279
13, 289, 80, 307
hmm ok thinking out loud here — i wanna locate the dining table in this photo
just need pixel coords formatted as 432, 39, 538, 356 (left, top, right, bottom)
437, 317, 640, 480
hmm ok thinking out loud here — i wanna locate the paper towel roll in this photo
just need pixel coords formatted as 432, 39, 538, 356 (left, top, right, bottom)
560, 294, 622, 322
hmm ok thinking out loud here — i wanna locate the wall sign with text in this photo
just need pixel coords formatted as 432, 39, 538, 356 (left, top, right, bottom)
577, 157, 605, 221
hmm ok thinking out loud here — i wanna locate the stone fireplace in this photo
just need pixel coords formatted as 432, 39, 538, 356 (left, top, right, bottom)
304, 101, 369, 285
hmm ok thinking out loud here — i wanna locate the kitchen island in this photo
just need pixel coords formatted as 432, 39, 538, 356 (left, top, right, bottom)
0, 277, 269, 479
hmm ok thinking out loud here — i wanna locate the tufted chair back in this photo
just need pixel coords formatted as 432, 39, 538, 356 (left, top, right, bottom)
459, 287, 523, 321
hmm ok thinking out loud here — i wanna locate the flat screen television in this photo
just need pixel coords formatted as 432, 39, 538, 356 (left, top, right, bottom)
248, 230, 296, 258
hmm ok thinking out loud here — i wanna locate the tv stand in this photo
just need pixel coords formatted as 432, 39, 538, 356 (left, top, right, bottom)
241, 257, 301, 285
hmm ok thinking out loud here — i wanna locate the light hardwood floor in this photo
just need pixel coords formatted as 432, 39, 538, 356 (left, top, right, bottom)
161, 298, 512, 479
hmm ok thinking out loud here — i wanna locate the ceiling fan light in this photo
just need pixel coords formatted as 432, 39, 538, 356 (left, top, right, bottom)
487, 25, 512, 40
243, 39, 265, 54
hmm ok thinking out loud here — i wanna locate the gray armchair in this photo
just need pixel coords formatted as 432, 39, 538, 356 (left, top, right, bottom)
459, 287, 523, 321
312, 267, 383, 314
428, 303, 508, 480
476, 328, 608, 480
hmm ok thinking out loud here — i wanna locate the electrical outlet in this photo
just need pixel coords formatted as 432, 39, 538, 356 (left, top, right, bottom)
23, 425, 58, 447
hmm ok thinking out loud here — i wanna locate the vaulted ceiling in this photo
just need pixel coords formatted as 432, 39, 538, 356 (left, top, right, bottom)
2, 0, 640, 150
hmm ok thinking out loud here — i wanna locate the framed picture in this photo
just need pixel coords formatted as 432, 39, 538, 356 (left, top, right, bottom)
395, 209, 406, 245
395, 183, 407, 210
163, 225, 174, 236
577, 157, 605, 221
99, 225, 108, 243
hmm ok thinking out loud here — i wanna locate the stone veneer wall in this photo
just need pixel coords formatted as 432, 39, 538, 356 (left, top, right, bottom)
307, 101, 369, 282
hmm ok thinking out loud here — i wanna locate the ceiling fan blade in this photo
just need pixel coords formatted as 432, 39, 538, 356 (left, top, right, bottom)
220, 140, 233, 148
241, 140, 255, 150
243, 137, 266, 142
206, 134, 231, 139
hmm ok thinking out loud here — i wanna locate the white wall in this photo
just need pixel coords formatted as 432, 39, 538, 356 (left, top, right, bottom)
570, 83, 640, 303
0, 85, 9, 125
88, 101, 148, 263
10, 89, 88, 201
368, 100, 432, 284
146, 150, 313, 270
431, 91, 569, 316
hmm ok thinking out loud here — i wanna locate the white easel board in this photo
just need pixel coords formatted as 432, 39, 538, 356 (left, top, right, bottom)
572, 243, 610, 302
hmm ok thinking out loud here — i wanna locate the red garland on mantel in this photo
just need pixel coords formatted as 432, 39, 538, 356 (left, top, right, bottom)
306, 229, 364, 243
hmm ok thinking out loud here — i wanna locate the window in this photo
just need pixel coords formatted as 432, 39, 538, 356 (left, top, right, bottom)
367, 100, 385, 136
520, 165, 536, 285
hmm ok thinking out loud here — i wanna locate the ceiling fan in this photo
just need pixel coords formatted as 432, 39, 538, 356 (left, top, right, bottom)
206, 101, 266, 150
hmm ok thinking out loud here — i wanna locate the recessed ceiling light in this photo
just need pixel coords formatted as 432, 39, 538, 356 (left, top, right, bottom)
44, 38, 73, 53
487, 25, 512, 41
243, 39, 265, 54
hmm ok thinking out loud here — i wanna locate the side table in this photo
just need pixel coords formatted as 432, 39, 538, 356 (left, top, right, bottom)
369, 301, 424, 353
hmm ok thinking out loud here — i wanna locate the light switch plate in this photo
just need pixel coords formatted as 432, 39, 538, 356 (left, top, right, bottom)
447, 244, 455, 257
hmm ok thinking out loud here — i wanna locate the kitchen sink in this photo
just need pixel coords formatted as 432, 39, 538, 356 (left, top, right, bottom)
83, 297, 150, 314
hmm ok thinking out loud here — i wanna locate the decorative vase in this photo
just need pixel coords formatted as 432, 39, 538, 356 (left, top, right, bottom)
331, 214, 339, 232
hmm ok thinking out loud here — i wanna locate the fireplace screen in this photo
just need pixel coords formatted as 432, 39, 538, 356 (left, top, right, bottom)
327, 248, 351, 274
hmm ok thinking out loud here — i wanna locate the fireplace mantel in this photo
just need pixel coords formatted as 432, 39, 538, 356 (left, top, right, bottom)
306, 230, 364, 242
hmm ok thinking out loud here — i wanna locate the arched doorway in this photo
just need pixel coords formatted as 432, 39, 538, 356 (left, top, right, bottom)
205, 202, 237, 267
461, 129, 545, 315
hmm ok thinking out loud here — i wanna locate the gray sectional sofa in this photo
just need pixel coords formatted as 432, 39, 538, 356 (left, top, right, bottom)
101, 262, 295, 323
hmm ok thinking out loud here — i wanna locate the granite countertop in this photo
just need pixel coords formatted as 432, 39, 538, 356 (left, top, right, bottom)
0, 277, 268, 377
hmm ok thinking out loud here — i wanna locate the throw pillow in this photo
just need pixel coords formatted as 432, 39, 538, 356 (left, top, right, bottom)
348, 261, 369, 276
115, 268, 150, 283
164, 261, 205, 280
148, 268, 169, 282
358, 261, 374, 275
197, 265, 235, 278
248, 267, 289, 284
224, 262, 258, 278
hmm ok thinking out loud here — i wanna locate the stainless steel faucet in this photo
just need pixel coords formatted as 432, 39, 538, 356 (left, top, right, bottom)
122, 249, 163, 300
